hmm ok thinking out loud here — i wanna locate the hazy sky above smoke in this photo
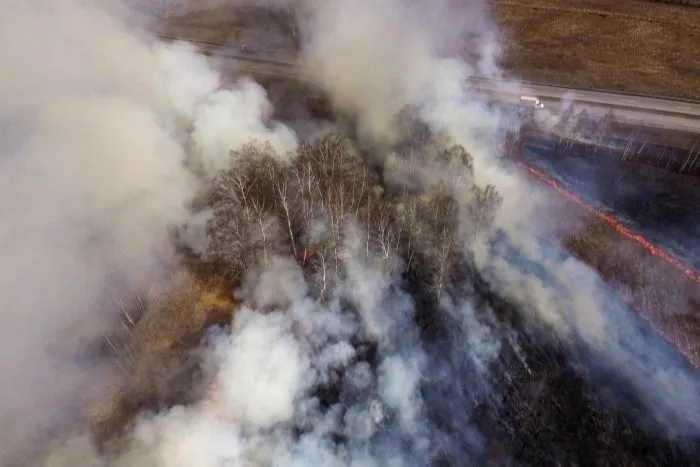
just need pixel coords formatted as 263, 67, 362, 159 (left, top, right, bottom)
4, 0, 700, 465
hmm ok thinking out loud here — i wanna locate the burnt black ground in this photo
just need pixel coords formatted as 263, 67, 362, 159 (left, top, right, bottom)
461, 140, 700, 465
521, 142, 700, 270
401, 237, 700, 466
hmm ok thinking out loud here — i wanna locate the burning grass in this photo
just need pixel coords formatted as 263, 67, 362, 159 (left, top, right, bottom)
564, 216, 700, 342
514, 127, 700, 367
524, 162, 700, 367
523, 162, 700, 284
87, 125, 700, 464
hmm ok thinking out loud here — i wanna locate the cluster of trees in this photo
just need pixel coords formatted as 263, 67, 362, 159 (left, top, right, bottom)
91, 131, 700, 465
553, 106, 615, 144
203, 132, 503, 303
88, 129, 504, 452
550, 105, 700, 176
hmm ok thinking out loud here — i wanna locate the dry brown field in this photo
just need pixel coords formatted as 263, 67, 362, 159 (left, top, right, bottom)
495, 0, 700, 99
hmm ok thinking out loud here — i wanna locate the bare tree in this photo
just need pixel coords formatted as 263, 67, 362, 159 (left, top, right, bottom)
431, 227, 456, 300
502, 130, 523, 160
274, 172, 301, 260
392, 190, 461, 298
554, 103, 576, 137
572, 109, 593, 142
681, 140, 700, 174
394, 197, 420, 269
206, 170, 252, 280
309, 247, 332, 299
204, 131, 501, 304
466, 184, 503, 236
362, 194, 401, 270
205, 146, 292, 280
595, 110, 616, 147
440, 144, 474, 176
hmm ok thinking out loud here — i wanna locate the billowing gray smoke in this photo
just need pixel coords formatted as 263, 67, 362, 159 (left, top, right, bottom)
2, 0, 699, 466
0, 0, 296, 463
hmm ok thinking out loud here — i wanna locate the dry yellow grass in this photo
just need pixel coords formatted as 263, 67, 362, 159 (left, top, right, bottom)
495, 0, 700, 99
131, 270, 234, 351
89, 267, 236, 448
560, 212, 700, 367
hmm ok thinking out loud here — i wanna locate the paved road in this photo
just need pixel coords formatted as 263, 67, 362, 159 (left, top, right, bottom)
160, 35, 700, 133
473, 78, 700, 132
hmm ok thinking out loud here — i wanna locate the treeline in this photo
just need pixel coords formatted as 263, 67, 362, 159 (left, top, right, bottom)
89, 129, 700, 465
90, 132, 505, 451
549, 106, 700, 177
201, 131, 700, 466
204, 133, 502, 304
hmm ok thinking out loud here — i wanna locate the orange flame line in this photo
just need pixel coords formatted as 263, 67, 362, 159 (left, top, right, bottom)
516, 160, 700, 284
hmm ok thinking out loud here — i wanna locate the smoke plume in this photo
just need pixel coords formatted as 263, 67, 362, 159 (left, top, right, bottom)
0, 0, 295, 463
4, 0, 700, 465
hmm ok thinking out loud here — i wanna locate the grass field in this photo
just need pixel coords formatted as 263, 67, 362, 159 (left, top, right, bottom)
495, 0, 700, 99
157, 2, 298, 52
159, 1, 700, 100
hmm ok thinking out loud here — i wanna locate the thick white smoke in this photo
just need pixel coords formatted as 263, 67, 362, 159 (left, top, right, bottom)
297, 0, 538, 227
244, 0, 700, 443
111, 251, 444, 466
0, 0, 296, 463
17, 0, 700, 465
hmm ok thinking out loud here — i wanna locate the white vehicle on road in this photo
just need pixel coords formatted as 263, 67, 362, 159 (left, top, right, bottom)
520, 95, 545, 109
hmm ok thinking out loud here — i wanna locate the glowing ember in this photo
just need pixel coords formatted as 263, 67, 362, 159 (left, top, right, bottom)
298, 248, 316, 266
516, 160, 700, 284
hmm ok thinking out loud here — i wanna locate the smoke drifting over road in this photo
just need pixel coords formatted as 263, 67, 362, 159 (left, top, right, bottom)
1, 0, 699, 465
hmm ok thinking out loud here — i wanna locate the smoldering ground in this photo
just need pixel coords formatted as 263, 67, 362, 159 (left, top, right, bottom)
5, 0, 700, 466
